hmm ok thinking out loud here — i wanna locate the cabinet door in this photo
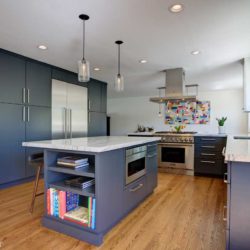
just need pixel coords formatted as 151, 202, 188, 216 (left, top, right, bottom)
88, 112, 107, 136
101, 83, 107, 113
0, 51, 25, 104
0, 103, 26, 184
26, 61, 52, 107
146, 149, 158, 194
88, 80, 102, 112
25, 106, 51, 177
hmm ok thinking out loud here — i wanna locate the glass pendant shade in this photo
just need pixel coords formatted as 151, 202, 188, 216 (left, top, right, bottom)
78, 59, 90, 82
115, 73, 124, 92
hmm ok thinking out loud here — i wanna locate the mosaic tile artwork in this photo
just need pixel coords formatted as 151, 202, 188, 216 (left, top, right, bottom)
165, 100, 210, 125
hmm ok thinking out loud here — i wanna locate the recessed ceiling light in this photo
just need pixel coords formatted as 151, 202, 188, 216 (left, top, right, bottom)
139, 59, 147, 64
94, 67, 101, 71
191, 50, 201, 55
37, 45, 47, 50
169, 4, 184, 13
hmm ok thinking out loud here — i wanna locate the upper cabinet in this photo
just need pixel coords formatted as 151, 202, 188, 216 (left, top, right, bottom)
243, 58, 250, 112
26, 61, 52, 107
88, 79, 107, 113
0, 51, 25, 104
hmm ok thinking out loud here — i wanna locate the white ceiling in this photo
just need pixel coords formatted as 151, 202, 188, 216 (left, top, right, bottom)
0, 0, 250, 98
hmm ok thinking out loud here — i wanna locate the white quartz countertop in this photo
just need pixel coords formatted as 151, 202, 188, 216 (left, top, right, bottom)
127, 132, 154, 136
194, 133, 227, 137
225, 135, 250, 162
22, 136, 161, 153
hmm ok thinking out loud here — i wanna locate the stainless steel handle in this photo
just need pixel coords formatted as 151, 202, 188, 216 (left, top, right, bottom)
222, 147, 226, 156
223, 205, 227, 221
27, 88, 30, 104
224, 173, 228, 184
201, 153, 216, 156
147, 153, 157, 158
201, 138, 216, 141
70, 109, 72, 139
201, 160, 216, 164
129, 183, 143, 192
64, 108, 67, 139
22, 88, 26, 103
201, 146, 215, 149
22, 106, 26, 122
27, 107, 30, 122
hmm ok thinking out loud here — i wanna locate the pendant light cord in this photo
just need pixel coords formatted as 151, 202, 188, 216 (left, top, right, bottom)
82, 19, 85, 61
118, 44, 120, 75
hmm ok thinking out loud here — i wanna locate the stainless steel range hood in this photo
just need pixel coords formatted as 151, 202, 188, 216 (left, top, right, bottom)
150, 68, 197, 103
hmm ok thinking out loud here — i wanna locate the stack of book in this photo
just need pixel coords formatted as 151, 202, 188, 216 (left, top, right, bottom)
57, 156, 89, 169
47, 188, 96, 229
65, 177, 95, 190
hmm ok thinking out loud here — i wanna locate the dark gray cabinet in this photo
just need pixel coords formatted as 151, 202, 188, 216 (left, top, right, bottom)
25, 106, 51, 177
101, 84, 107, 113
0, 103, 26, 184
226, 162, 250, 249
88, 112, 107, 136
88, 80, 102, 112
26, 61, 52, 107
0, 51, 25, 104
194, 136, 227, 176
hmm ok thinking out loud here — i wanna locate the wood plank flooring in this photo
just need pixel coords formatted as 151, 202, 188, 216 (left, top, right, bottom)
0, 173, 226, 250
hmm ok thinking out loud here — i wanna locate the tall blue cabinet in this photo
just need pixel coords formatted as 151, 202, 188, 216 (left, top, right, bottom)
0, 49, 107, 188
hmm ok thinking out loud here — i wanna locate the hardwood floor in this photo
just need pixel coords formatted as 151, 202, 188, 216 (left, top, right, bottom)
0, 173, 226, 250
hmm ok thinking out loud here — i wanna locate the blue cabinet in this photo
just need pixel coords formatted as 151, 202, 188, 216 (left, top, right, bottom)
0, 50, 25, 104
0, 103, 26, 184
26, 61, 52, 107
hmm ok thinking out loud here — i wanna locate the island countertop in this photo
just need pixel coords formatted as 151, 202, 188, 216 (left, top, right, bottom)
22, 136, 161, 153
225, 135, 250, 162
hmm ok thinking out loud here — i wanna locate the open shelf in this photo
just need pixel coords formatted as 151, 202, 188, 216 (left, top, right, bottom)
48, 165, 95, 178
50, 181, 95, 197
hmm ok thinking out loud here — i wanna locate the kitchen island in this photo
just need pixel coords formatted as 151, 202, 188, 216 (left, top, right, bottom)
23, 136, 160, 246
225, 136, 250, 249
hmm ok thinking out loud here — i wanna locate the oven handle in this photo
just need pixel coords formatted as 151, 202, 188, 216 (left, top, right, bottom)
129, 183, 143, 192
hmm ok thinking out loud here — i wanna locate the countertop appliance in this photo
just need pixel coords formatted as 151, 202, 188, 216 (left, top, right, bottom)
154, 131, 196, 175
52, 79, 88, 139
126, 145, 146, 185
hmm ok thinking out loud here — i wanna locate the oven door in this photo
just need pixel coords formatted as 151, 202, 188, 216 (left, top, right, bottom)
126, 151, 146, 185
158, 143, 194, 170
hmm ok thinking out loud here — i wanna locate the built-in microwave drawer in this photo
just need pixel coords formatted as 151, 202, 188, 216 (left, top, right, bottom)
123, 177, 146, 214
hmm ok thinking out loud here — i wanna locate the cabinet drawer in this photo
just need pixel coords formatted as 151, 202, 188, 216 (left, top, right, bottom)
123, 177, 146, 214
195, 136, 226, 145
195, 150, 223, 160
194, 159, 224, 175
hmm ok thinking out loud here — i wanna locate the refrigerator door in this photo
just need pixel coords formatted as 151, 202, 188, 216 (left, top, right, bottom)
67, 83, 88, 138
52, 79, 68, 139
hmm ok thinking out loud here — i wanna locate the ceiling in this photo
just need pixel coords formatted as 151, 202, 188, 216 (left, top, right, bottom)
0, 0, 249, 98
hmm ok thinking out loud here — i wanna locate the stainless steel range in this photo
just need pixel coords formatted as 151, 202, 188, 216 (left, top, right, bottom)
154, 131, 196, 175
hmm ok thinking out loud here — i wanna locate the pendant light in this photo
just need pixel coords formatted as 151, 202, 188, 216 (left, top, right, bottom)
115, 40, 124, 92
78, 14, 90, 82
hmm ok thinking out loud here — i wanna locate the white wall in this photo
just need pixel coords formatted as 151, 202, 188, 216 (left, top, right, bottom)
107, 89, 248, 135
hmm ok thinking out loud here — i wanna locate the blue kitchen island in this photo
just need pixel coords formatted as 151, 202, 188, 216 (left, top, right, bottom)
23, 136, 160, 246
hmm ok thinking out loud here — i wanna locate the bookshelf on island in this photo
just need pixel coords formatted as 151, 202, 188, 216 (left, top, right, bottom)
22, 136, 160, 246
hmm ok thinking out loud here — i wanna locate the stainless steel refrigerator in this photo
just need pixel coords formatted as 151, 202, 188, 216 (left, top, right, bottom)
52, 79, 88, 139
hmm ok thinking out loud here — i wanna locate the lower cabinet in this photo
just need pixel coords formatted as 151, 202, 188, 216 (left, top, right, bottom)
88, 112, 107, 136
0, 103, 26, 184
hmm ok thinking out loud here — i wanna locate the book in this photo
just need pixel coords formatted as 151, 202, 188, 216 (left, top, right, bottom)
64, 216, 88, 227
88, 197, 92, 228
91, 198, 96, 229
66, 192, 79, 212
64, 206, 89, 225
54, 190, 59, 217
59, 191, 66, 219
47, 189, 51, 215
57, 162, 89, 169
50, 188, 55, 216
64, 177, 95, 189
57, 156, 88, 165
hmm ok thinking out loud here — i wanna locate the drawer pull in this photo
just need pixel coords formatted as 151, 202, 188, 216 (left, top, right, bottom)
224, 173, 228, 184
147, 153, 157, 158
201, 138, 216, 141
201, 153, 216, 156
201, 146, 215, 149
201, 160, 215, 164
223, 205, 227, 221
130, 183, 143, 192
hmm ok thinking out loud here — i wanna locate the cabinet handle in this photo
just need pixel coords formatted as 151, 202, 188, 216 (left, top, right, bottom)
147, 153, 157, 158
22, 106, 26, 122
201, 153, 216, 156
201, 138, 216, 141
224, 173, 228, 184
201, 160, 215, 164
223, 205, 227, 221
22, 88, 26, 103
130, 183, 143, 192
27, 107, 30, 122
201, 146, 215, 149
222, 147, 226, 156
27, 88, 30, 104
